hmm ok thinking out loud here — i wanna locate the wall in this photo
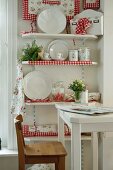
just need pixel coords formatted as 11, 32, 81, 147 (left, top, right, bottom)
0, 0, 109, 170
0, 156, 18, 170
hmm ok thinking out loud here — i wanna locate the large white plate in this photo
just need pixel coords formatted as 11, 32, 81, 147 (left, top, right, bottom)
23, 71, 52, 100
47, 40, 70, 60
37, 7, 66, 34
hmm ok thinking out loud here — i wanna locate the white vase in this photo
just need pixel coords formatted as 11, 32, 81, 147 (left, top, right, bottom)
80, 90, 88, 104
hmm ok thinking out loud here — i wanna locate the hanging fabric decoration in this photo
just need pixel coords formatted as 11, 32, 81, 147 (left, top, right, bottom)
42, 0, 61, 5
22, 0, 80, 22
11, 62, 25, 115
83, 0, 100, 10
75, 18, 92, 35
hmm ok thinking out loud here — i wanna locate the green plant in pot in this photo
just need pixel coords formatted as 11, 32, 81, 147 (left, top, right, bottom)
68, 79, 86, 102
20, 40, 43, 61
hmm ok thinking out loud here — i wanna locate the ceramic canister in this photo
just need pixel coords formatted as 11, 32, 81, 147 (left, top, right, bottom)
69, 50, 78, 61
78, 47, 90, 61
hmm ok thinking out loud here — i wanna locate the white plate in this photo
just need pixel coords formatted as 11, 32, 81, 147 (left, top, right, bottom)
23, 71, 52, 100
47, 40, 70, 60
37, 7, 66, 34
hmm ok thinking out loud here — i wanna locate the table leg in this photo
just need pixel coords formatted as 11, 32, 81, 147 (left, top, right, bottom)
71, 123, 81, 170
58, 110, 65, 146
91, 132, 98, 170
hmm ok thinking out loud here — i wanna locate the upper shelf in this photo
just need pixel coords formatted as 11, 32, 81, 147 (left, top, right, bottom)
21, 33, 98, 40
22, 60, 97, 65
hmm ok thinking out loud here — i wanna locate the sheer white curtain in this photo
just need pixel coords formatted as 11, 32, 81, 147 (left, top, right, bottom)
0, 0, 17, 149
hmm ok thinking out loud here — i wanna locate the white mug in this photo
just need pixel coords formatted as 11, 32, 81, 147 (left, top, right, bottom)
43, 52, 51, 60
57, 53, 64, 60
69, 50, 78, 61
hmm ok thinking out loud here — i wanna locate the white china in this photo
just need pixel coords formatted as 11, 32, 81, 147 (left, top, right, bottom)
23, 70, 52, 100
69, 50, 78, 61
37, 7, 66, 34
43, 52, 51, 60
78, 47, 90, 61
47, 40, 70, 60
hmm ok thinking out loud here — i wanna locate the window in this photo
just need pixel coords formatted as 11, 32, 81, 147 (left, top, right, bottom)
0, 0, 17, 149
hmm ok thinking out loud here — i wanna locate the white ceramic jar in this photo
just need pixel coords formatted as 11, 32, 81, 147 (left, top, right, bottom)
69, 50, 78, 61
78, 47, 90, 61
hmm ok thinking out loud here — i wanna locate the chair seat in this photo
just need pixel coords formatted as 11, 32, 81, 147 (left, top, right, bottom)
25, 141, 67, 156
27, 164, 54, 170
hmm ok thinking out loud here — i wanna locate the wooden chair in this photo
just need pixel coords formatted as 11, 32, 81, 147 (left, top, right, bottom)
15, 114, 67, 170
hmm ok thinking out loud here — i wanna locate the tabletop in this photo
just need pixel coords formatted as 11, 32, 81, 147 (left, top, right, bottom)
55, 103, 113, 124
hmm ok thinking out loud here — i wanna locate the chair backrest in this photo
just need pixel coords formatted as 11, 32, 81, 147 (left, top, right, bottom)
15, 114, 25, 166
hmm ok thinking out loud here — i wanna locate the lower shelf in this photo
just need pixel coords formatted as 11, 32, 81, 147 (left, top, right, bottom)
24, 135, 91, 142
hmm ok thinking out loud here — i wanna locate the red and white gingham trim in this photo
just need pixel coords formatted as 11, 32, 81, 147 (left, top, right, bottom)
74, 0, 80, 15
22, 0, 80, 21
23, 125, 70, 137
24, 60, 93, 65
22, 0, 37, 21
42, 0, 61, 5
75, 18, 91, 35
66, 0, 80, 22
25, 98, 74, 103
83, 0, 100, 9
25, 98, 51, 103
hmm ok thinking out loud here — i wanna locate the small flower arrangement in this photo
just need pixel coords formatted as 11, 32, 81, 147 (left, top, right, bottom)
20, 40, 43, 61
68, 80, 86, 101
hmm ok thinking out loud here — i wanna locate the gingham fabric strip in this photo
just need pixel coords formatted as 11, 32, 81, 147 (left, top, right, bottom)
83, 0, 100, 9
42, 0, 61, 5
27, 60, 92, 65
74, 0, 80, 15
25, 98, 51, 103
75, 18, 92, 35
22, 0, 80, 21
22, 0, 37, 21
23, 125, 70, 137
25, 99, 74, 103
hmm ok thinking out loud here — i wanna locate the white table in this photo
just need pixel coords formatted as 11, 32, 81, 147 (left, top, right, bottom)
55, 104, 113, 170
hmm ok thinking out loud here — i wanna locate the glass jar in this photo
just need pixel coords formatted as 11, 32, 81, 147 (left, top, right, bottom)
52, 81, 65, 101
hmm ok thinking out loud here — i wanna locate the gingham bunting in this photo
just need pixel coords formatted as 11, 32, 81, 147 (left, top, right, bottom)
83, 0, 100, 9
23, 60, 93, 65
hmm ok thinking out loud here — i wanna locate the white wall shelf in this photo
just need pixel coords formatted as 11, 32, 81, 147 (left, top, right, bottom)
25, 101, 74, 106
21, 33, 98, 40
24, 135, 91, 142
22, 60, 97, 65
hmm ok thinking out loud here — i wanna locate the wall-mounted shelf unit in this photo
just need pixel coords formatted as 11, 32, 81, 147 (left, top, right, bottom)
21, 33, 98, 40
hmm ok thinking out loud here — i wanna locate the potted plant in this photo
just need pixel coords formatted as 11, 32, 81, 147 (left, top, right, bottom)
20, 40, 43, 61
68, 79, 86, 102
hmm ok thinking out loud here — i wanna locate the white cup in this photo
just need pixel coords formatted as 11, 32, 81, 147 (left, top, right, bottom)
69, 50, 78, 61
57, 53, 64, 60
43, 52, 51, 60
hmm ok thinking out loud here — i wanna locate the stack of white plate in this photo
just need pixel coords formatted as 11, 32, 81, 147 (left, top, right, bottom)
23, 71, 52, 100
37, 7, 66, 34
